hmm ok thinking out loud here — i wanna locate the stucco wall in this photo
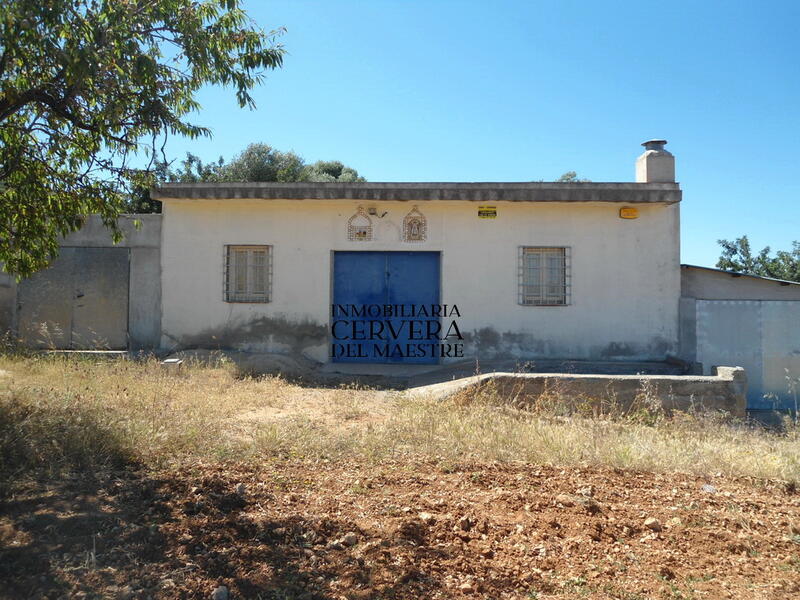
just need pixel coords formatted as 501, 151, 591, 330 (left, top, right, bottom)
160, 199, 680, 363
690, 299, 800, 410
680, 267, 800, 410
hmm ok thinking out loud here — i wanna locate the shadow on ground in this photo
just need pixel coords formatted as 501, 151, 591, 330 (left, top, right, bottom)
0, 393, 442, 599
0, 466, 450, 599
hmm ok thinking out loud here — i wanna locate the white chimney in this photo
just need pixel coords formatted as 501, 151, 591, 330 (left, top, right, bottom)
636, 139, 675, 183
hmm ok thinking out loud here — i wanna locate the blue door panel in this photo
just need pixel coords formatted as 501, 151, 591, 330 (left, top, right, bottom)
333, 252, 387, 362
332, 251, 440, 364
387, 252, 440, 363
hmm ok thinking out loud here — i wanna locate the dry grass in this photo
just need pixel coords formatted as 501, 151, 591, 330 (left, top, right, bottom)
1, 354, 799, 487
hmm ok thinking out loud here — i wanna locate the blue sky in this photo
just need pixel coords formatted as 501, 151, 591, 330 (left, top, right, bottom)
163, 0, 800, 267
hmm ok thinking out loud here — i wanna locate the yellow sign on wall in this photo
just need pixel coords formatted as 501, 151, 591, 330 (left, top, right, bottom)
478, 205, 497, 219
619, 207, 639, 219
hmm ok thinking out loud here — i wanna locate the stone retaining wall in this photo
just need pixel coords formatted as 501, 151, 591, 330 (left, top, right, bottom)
412, 366, 747, 417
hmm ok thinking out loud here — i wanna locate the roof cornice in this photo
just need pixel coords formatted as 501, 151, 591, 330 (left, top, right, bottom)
151, 182, 681, 204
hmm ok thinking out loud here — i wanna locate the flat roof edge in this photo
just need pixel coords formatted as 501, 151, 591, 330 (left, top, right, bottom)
152, 182, 681, 203
681, 264, 800, 286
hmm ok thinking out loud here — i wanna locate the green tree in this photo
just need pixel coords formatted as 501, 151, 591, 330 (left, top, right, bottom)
0, 0, 284, 276
211, 143, 365, 183
716, 236, 800, 282
556, 171, 591, 182
301, 160, 365, 183
220, 143, 306, 182
131, 143, 366, 211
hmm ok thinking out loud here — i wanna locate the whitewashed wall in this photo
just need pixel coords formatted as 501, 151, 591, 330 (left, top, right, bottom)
159, 199, 680, 363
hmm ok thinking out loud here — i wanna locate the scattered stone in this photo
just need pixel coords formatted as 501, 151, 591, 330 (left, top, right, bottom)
702, 484, 717, 494
555, 494, 576, 507
418, 512, 435, 524
644, 517, 662, 532
480, 547, 494, 558
340, 532, 359, 547
659, 566, 676, 580
211, 585, 229, 600
579, 496, 602, 515
459, 581, 475, 594
667, 517, 682, 528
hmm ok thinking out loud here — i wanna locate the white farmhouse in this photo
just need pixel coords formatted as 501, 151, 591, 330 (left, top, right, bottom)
152, 140, 681, 367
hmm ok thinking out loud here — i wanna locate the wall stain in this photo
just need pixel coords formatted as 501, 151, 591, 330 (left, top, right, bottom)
648, 335, 674, 356
599, 336, 675, 359
474, 327, 501, 348
174, 316, 327, 353
600, 342, 637, 358
464, 328, 555, 359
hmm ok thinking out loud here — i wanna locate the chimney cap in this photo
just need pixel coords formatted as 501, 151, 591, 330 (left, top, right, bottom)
642, 139, 668, 150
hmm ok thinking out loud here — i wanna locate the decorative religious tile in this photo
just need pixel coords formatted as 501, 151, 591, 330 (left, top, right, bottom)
403, 205, 427, 242
347, 206, 373, 241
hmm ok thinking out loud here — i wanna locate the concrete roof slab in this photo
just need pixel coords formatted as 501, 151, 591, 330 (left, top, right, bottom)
152, 182, 681, 204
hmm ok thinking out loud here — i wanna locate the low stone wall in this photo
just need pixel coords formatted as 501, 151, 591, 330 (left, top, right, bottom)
411, 366, 747, 417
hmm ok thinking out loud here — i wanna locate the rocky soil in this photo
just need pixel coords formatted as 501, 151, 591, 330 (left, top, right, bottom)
2, 460, 799, 599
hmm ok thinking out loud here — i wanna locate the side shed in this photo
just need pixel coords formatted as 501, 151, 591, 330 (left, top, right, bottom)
2, 215, 161, 351
680, 264, 800, 413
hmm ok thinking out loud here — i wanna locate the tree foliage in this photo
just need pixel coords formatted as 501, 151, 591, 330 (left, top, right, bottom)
168, 142, 366, 184
302, 159, 364, 183
0, 0, 284, 276
716, 236, 800, 282
556, 171, 591, 183
129, 142, 366, 211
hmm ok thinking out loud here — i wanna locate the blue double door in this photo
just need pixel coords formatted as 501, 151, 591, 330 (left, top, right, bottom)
332, 251, 441, 363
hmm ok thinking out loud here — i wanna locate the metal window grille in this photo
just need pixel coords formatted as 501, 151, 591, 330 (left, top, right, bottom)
518, 246, 571, 306
224, 245, 272, 303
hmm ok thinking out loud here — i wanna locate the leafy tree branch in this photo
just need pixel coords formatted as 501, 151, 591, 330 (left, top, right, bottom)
716, 236, 800, 283
0, 0, 285, 276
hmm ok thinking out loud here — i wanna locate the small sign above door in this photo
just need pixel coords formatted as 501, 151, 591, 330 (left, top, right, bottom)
478, 205, 497, 219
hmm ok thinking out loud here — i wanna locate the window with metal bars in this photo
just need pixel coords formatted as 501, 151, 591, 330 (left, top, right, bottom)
519, 246, 570, 306
224, 245, 272, 303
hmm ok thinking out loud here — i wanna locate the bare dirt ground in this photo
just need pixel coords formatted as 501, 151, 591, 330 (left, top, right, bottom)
2, 357, 800, 599
2, 460, 799, 600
